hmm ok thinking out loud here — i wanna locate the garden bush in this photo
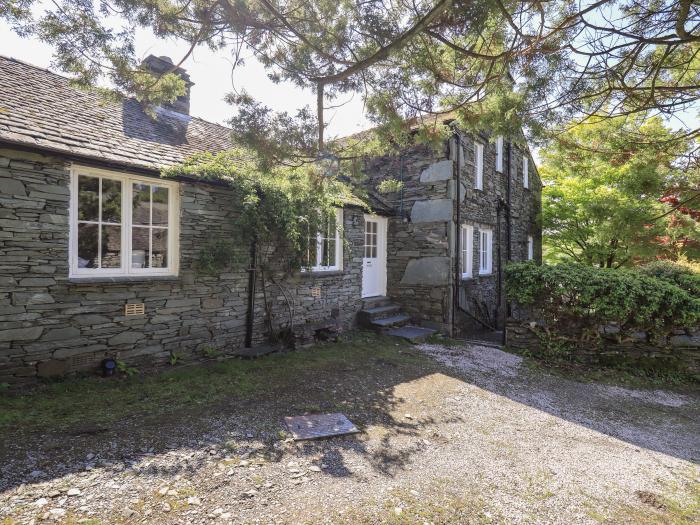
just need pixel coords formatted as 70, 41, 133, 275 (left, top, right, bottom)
506, 262, 700, 341
635, 260, 700, 297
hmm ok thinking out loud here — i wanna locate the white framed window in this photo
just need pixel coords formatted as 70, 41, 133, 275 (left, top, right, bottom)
523, 156, 529, 189
527, 235, 534, 260
303, 208, 343, 272
460, 224, 473, 279
69, 165, 179, 278
474, 142, 484, 190
495, 136, 504, 173
479, 228, 493, 275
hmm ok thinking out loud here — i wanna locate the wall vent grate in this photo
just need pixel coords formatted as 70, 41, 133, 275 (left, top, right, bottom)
125, 303, 145, 316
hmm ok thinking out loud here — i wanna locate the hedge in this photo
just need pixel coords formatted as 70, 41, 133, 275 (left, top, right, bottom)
505, 262, 700, 340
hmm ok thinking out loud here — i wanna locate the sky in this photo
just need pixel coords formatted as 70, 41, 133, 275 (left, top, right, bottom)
0, 23, 373, 139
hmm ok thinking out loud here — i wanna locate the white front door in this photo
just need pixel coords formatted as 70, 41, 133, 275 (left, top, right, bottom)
362, 215, 387, 298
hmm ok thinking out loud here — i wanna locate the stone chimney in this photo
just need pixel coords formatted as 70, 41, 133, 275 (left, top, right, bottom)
141, 55, 193, 115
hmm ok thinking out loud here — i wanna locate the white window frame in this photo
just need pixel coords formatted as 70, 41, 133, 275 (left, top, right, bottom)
69, 165, 180, 278
303, 208, 343, 272
474, 142, 484, 190
527, 235, 534, 260
479, 228, 493, 275
460, 224, 473, 279
495, 136, 504, 173
523, 156, 529, 189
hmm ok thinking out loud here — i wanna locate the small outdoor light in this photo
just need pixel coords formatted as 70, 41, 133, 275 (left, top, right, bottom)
101, 358, 117, 377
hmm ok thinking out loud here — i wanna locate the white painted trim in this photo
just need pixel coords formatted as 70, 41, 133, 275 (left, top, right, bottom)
478, 228, 493, 275
527, 235, 534, 260
495, 136, 504, 173
69, 164, 180, 278
361, 214, 388, 298
523, 156, 529, 189
460, 224, 473, 279
474, 142, 484, 190
304, 208, 343, 272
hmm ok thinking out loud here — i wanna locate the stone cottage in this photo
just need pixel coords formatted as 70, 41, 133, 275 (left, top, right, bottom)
0, 54, 540, 384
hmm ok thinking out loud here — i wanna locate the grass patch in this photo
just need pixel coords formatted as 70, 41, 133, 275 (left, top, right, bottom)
321, 485, 499, 524
589, 477, 700, 525
0, 332, 421, 436
506, 346, 700, 390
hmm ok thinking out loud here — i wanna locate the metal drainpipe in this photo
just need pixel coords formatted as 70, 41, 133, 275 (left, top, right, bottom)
452, 132, 461, 336
502, 140, 513, 343
244, 238, 257, 348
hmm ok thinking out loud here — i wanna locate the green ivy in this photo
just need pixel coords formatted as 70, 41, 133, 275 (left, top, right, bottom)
162, 149, 365, 274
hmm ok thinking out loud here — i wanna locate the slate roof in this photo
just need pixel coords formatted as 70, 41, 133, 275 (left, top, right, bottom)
0, 55, 233, 171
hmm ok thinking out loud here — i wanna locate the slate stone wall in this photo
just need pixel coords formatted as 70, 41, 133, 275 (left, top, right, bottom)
0, 148, 364, 384
363, 144, 453, 331
363, 134, 541, 334
506, 319, 700, 374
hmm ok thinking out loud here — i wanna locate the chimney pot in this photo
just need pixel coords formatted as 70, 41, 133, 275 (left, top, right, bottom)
141, 54, 193, 115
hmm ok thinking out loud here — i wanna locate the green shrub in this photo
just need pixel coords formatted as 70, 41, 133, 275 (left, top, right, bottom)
635, 260, 700, 296
506, 262, 700, 339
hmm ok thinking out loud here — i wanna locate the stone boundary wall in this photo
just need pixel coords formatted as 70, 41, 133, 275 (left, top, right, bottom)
0, 148, 364, 385
506, 319, 700, 374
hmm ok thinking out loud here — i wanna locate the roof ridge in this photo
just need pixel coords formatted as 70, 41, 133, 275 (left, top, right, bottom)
0, 54, 231, 132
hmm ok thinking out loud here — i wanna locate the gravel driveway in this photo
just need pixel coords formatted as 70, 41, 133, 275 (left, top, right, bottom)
1, 340, 698, 524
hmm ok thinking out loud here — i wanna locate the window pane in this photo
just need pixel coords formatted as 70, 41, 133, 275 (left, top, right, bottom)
132, 183, 151, 226
152, 229, 168, 268
322, 239, 335, 266
78, 175, 99, 221
131, 226, 150, 268
101, 225, 121, 268
101, 178, 122, 223
77, 223, 98, 268
152, 186, 169, 226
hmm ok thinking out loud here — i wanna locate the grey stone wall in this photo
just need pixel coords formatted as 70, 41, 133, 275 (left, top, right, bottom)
506, 319, 700, 375
0, 148, 364, 384
363, 132, 542, 334
363, 144, 453, 331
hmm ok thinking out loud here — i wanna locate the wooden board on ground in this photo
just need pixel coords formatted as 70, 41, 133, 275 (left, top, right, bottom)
284, 413, 360, 440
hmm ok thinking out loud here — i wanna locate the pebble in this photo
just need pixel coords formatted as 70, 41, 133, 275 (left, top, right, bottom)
308, 466, 322, 472
66, 488, 81, 496
162, 502, 172, 512
34, 497, 48, 507
187, 496, 202, 506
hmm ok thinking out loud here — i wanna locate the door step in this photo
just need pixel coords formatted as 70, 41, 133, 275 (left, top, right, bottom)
386, 326, 437, 342
370, 314, 411, 328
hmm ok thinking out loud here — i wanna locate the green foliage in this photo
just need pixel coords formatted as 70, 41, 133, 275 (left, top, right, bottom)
376, 178, 404, 194
636, 260, 700, 296
201, 346, 220, 359
116, 360, 139, 377
540, 115, 693, 267
506, 262, 700, 340
162, 149, 364, 274
168, 352, 183, 366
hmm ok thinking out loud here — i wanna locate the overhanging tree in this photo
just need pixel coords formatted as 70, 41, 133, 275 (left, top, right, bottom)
540, 115, 698, 267
2, 0, 698, 165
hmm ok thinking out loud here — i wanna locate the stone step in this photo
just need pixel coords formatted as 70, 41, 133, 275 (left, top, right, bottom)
359, 304, 401, 320
386, 325, 437, 342
362, 295, 391, 309
370, 314, 411, 329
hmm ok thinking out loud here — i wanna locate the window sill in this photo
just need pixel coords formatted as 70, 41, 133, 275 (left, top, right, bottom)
68, 275, 180, 284
478, 271, 493, 277
299, 270, 344, 278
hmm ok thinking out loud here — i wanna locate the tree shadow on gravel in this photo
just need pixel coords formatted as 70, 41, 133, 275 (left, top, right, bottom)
0, 333, 697, 502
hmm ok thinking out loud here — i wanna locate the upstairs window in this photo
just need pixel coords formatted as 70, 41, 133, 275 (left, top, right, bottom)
479, 228, 493, 275
461, 224, 473, 279
69, 166, 179, 278
495, 136, 504, 173
474, 142, 484, 190
523, 156, 529, 189
527, 235, 534, 260
303, 208, 343, 272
